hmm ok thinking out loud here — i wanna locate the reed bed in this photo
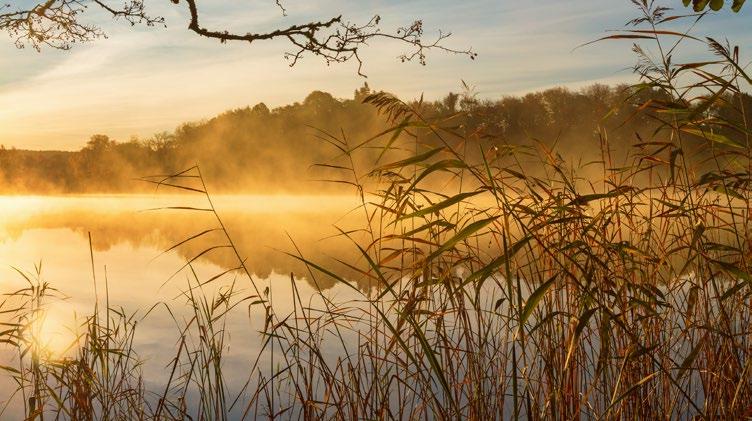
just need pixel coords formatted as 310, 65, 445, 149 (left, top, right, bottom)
1, 2, 751, 419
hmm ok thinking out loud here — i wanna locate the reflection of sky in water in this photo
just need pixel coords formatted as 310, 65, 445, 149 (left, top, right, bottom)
0, 195, 367, 418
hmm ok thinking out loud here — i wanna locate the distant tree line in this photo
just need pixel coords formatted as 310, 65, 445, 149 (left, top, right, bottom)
0, 83, 748, 193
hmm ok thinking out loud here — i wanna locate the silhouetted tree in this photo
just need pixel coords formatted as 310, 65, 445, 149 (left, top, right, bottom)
2, 84, 722, 194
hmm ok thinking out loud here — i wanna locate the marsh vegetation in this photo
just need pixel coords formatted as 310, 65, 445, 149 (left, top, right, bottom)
1, 2, 751, 420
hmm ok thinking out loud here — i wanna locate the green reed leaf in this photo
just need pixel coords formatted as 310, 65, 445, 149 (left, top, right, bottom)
463, 235, 532, 285
397, 190, 484, 221
564, 307, 599, 370
426, 216, 498, 262
371, 146, 445, 173
520, 274, 557, 328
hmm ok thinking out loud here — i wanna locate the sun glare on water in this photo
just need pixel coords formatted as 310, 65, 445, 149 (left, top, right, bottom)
27, 307, 79, 360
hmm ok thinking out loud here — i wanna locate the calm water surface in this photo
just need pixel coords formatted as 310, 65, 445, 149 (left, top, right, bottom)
0, 194, 367, 417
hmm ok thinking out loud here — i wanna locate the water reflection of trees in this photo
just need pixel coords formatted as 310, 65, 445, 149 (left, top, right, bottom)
2, 192, 740, 292
2, 206, 367, 290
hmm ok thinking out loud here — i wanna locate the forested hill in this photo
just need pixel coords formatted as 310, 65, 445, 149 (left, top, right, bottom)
1, 84, 747, 194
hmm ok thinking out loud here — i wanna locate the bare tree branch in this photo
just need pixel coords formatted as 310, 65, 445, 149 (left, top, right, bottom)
0, 1, 476, 75
0, 0, 163, 50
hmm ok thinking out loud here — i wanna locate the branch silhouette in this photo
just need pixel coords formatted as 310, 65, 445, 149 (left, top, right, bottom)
0, 0, 476, 75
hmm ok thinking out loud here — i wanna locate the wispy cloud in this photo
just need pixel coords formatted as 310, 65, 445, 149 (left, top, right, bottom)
0, 0, 748, 149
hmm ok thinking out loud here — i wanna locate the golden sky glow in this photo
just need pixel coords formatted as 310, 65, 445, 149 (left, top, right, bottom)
1, 0, 749, 150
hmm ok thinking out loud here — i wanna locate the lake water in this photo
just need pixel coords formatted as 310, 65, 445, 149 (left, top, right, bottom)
2, 193, 739, 418
0, 194, 370, 418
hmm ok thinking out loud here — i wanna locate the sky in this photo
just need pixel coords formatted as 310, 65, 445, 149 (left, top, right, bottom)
0, 0, 750, 150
